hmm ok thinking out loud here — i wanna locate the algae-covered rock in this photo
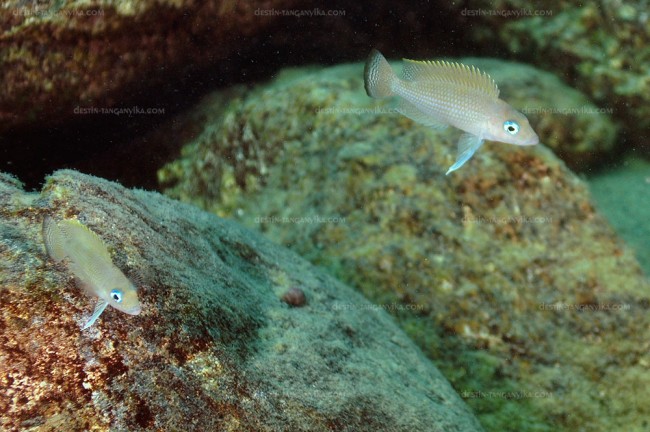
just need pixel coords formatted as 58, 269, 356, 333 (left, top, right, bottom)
0, 0, 307, 133
0, 170, 484, 431
159, 63, 650, 432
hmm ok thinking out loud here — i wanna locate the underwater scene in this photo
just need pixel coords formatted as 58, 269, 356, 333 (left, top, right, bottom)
1, 1, 649, 431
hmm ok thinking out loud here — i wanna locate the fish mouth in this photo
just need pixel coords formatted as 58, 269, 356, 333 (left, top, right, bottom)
124, 305, 142, 315
524, 134, 540, 145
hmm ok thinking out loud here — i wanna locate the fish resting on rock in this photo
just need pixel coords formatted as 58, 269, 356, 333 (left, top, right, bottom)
42, 216, 141, 329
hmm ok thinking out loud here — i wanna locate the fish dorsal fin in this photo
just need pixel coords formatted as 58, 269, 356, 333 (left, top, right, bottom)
57, 219, 112, 262
402, 59, 500, 99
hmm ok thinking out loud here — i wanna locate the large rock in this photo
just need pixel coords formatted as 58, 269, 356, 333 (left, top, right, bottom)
0, 0, 438, 134
0, 170, 484, 431
0, 0, 292, 133
159, 62, 650, 432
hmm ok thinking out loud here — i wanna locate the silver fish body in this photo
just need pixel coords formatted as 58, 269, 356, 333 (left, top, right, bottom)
364, 49, 539, 174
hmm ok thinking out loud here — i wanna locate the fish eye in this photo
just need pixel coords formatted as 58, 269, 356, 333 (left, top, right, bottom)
503, 120, 520, 135
110, 289, 123, 303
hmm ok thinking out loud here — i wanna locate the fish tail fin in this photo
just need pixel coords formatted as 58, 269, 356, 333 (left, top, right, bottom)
364, 49, 398, 98
42, 216, 67, 262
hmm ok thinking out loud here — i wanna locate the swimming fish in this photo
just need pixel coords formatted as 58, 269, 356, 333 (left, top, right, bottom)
42, 216, 141, 329
364, 49, 539, 174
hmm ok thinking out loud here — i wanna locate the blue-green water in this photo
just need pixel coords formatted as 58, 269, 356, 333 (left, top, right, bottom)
588, 157, 650, 276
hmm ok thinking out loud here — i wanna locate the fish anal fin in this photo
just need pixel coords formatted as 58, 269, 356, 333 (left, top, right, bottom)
446, 134, 484, 175
73, 276, 99, 298
397, 99, 449, 130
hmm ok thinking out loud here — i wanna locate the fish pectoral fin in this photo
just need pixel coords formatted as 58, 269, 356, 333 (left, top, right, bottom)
397, 99, 449, 130
82, 298, 109, 329
446, 134, 484, 175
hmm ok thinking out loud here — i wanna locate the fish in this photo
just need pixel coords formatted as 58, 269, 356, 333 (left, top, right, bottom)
42, 216, 141, 329
363, 49, 539, 174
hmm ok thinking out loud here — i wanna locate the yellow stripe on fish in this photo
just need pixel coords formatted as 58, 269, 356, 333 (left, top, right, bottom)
364, 49, 539, 174
42, 216, 141, 329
